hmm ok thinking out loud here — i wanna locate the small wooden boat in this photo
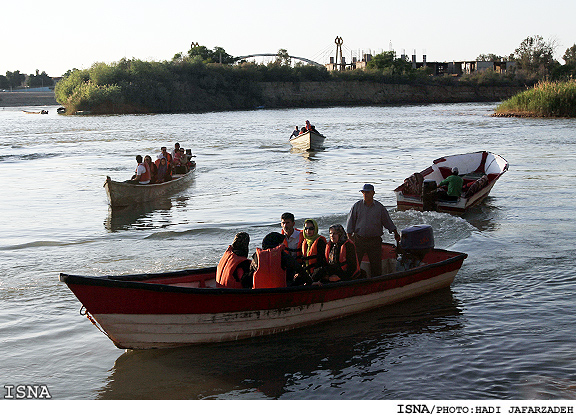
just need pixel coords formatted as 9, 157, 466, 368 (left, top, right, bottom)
104, 162, 196, 207
23, 110, 48, 114
395, 151, 508, 214
289, 130, 325, 151
59, 240, 467, 349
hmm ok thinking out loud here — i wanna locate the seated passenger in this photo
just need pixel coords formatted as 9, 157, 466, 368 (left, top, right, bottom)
312, 224, 361, 284
216, 232, 251, 289
242, 232, 310, 289
128, 155, 150, 184
280, 212, 304, 263
290, 126, 300, 139
171, 142, 181, 161
158, 146, 173, 165
301, 219, 328, 279
155, 156, 171, 183
144, 155, 157, 184
437, 167, 464, 201
172, 148, 188, 174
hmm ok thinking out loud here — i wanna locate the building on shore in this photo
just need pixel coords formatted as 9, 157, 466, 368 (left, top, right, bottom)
325, 50, 516, 76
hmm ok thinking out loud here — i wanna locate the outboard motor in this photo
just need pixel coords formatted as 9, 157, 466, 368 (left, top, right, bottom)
397, 224, 434, 271
422, 179, 437, 211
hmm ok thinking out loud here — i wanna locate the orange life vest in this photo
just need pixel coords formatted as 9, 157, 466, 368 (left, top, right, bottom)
216, 246, 249, 289
139, 162, 151, 182
253, 245, 286, 289
301, 235, 327, 274
282, 228, 304, 261
325, 239, 361, 279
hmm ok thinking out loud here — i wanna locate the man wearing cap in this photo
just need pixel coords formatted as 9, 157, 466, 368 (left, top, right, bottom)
346, 184, 400, 278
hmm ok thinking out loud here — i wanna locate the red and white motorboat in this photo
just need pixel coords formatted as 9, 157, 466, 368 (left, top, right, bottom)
395, 151, 509, 214
60, 238, 467, 350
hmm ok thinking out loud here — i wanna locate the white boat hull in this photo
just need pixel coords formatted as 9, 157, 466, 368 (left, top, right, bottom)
289, 131, 325, 151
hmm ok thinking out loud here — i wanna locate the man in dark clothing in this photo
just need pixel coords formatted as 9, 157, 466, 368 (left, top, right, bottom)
346, 184, 400, 278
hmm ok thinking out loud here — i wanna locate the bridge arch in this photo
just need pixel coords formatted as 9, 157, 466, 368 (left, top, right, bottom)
234, 54, 324, 67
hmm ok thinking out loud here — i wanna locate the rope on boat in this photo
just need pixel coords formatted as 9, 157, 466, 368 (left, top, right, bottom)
80, 306, 114, 342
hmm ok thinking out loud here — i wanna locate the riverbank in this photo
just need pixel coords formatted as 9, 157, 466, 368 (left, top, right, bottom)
0, 91, 59, 107
6, 82, 525, 112
260, 81, 525, 108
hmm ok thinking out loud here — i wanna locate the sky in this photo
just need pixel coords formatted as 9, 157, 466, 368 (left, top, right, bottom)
2, 0, 575, 77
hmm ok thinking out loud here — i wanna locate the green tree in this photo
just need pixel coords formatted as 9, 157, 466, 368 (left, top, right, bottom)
563, 44, 576, 65
6, 70, 25, 88
273, 49, 291, 66
513, 35, 558, 77
0, 75, 9, 89
367, 51, 412, 75
477, 53, 504, 62
187, 44, 234, 64
26, 70, 54, 87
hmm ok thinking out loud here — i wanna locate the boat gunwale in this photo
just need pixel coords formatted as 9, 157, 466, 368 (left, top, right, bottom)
59, 247, 467, 296
104, 164, 196, 189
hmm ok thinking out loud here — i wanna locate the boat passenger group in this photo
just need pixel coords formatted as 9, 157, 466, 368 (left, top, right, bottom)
289, 120, 321, 138
216, 184, 402, 289
128, 143, 195, 185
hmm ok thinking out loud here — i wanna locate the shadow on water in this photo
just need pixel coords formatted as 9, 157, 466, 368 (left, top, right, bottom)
104, 199, 173, 232
97, 289, 462, 400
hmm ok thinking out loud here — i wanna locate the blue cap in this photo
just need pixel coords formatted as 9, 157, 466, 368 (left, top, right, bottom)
360, 183, 374, 192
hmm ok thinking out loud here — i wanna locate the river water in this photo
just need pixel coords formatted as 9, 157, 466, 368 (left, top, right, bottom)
1, 102, 575, 401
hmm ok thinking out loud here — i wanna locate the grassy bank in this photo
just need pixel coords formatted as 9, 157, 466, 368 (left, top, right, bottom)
494, 80, 576, 117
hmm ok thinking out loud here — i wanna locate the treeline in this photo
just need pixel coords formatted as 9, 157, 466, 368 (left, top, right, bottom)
0, 70, 54, 90
53, 54, 518, 115
53, 36, 576, 115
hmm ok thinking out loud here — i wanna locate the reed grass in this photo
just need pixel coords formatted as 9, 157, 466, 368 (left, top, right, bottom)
494, 80, 576, 117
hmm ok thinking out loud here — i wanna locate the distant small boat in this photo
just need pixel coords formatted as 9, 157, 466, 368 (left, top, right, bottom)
23, 110, 48, 114
289, 130, 325, 151
395, 151, 508, 214
104, 162, 196, 207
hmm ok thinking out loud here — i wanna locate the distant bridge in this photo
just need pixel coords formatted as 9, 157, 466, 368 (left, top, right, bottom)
234, 54, 324, 67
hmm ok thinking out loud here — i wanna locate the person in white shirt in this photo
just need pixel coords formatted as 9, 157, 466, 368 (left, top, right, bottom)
280, 212, 303, 261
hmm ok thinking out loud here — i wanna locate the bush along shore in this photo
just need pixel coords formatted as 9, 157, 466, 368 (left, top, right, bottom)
55, 57, 528, 115
494, 80, 576, 118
